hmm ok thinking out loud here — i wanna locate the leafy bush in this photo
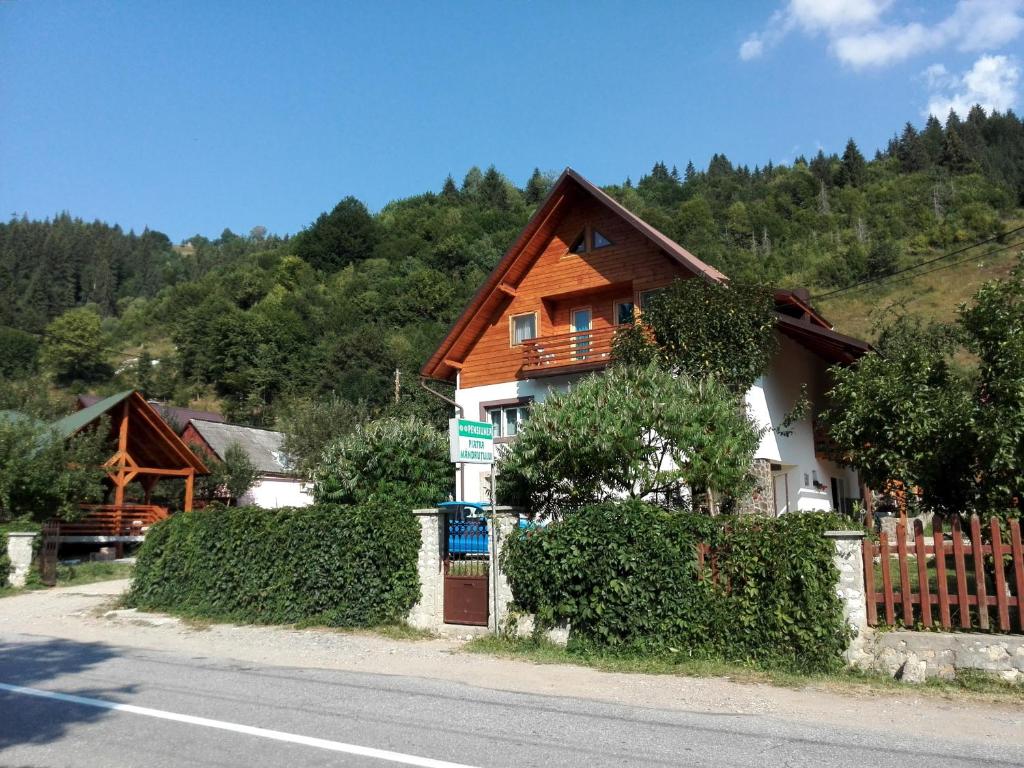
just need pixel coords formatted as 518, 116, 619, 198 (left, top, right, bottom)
128, 503, 420, 626
0, 541, 9, 588
503, 500, 849, 671
496, 366, 760, 518
313, 417, 451, 508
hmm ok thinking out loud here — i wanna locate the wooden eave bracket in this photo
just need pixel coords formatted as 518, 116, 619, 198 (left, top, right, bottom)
443, 359, 464, 370
497, 282, 518, 298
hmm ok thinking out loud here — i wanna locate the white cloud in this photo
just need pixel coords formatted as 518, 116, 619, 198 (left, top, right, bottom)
925, 54, 1021, 116
740, 0, 1024, 68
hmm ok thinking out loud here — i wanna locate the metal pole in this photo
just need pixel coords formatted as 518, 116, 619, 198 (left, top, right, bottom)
489, 468, 498, 634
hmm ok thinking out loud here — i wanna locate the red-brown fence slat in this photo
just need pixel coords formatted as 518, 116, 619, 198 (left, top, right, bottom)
933, 519, 952, 628
863, 536, 878, 626
1011, 519, 1024, 632
991, 517, 1010, 631
953, 516, 971, 628
880, 531, 895, 625
914, 519, 933, 627
897, 522, 913, 625
970, 515, 990, 630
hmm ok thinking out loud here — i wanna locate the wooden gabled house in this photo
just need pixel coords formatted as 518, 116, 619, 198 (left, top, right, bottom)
421, 168, 870, 515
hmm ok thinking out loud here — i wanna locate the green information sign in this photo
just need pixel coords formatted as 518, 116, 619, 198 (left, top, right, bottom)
449, 418, 494, 464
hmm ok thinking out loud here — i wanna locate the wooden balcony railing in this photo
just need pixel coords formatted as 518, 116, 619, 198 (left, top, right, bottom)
522, 326, 619, 376
58, 504, 170, 537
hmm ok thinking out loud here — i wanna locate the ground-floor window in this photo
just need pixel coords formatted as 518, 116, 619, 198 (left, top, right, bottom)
484, 401, 531, 439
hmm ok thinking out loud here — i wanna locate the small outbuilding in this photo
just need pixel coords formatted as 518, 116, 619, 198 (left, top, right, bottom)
182, 419, 313, 509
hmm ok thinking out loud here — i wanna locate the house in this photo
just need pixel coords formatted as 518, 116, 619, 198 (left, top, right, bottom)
421, 168, 870, 515
182, 419, 313, 509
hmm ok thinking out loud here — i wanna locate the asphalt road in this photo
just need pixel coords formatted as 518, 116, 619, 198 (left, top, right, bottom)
0, 632, 1022, 768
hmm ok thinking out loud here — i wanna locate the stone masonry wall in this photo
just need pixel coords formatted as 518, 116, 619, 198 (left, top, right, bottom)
736, 458, 774, 516
6, 532, 35, 588
407, 511, 444, 631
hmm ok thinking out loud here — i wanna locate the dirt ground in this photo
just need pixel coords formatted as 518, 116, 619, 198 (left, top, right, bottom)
2, 579, 1022, 747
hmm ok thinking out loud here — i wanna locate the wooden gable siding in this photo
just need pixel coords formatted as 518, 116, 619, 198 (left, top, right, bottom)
459, 196, 690, 388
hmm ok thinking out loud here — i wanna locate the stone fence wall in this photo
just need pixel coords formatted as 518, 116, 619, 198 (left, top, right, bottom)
5, 532, 36, 588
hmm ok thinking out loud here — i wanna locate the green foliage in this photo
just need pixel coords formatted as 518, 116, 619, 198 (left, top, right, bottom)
502, 500, 849, 671
825, 259, 1024, 518
0, 327, 39, 378
496, 366, 761, 517
279, 395, 371, 478
614, 280, 777, 396
293, 196, 379, 272
313, 417, 451, 508
127, 503, 420, 626
193, 442, 261, 505
39, 306, 112, 385
0, 416, 109, 523
0, 542, 8, 587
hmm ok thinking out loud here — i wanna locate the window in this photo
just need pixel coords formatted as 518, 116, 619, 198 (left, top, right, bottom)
510, 312, 537, 346
639, 288, 666, 310
614, 300, 635, 325
485, 403, 531, 439
569, 231, 586, 254
592, 230, 612, 249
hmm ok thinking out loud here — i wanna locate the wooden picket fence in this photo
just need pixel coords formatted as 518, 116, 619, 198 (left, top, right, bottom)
863, 516, 1024, 633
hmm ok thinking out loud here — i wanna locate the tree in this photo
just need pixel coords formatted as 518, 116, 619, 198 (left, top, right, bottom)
940, 125, 973, 173
896, 122, 930, 173
0, 416, 108, 522
837, 138, 866, 187
613, 279, 777, 396
278, 394, 371, 478
313, 417, 451, 508
524, 167, 552, 204
496, 366, 761, 518
292, 197, 379, 272
39, 306, 111, 385
0, 326, 39, 378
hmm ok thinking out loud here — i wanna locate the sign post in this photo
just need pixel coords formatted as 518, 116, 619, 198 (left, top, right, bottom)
449, 418, 498, 630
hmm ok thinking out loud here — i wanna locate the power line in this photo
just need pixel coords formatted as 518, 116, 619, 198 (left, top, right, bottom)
815, 237, 1024, 301
811, 224, 1024, 301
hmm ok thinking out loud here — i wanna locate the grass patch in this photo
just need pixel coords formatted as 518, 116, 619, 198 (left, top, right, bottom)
465, 635, 1024, 704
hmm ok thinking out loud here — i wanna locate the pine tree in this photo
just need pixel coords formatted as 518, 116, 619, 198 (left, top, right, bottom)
896, 122, 930, 172
524, 167, 550, 204
940, 125, 973, 173
837, 138, 866, 187
441, 174, 459, 200
684, 160, 697, 182
921, 114, 944, 164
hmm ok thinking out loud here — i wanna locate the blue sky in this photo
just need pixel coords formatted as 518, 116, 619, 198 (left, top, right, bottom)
1, 1, 1021, 242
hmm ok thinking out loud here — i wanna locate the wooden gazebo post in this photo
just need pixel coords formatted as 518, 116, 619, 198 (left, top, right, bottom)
184, 469, 195, 513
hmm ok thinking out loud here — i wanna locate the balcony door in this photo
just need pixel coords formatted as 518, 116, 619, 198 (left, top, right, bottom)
571, 308, 592, 361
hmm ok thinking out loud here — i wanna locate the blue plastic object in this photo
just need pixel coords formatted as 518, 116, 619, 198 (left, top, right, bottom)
440, 501, 489, 555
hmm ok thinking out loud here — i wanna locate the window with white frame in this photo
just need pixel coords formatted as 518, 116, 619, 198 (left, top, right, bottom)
485, 403, 531, 439
510, 312, 537, 346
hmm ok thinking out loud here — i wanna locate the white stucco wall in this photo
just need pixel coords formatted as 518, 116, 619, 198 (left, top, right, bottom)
239, 476, 314, 509
453, 334, 860, 514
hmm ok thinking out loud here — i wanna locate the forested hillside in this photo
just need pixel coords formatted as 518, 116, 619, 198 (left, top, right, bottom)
2, 107, 1023, 426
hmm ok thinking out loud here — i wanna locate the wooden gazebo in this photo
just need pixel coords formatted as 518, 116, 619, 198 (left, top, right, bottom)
53, 391, 209, 541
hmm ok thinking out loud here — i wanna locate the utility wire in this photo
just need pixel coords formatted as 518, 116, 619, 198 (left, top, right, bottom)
814, 237, 1024, 301
811, 224, 1024, 301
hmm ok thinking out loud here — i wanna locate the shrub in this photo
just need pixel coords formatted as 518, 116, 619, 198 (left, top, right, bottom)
313, 417, 451, 508
0, 541, 9, 588
503, 500, 849, 671
128, 503, 420, 626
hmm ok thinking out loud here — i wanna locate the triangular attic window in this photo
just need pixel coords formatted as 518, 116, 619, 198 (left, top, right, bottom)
569, 231, 587, 254
592, 230, 612, 249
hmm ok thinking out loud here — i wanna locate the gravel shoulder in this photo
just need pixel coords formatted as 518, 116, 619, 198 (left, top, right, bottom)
2, 579, 1021, 748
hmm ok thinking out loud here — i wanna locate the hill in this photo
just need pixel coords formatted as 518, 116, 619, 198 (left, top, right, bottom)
2, 106, 1024, 425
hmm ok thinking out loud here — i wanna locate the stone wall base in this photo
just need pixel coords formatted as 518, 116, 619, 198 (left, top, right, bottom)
6, 532, 36, 588
852, 629, 1024, 684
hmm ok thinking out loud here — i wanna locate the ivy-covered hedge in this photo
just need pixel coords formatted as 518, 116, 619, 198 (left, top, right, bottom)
0, 541, 9, 588
128, 503, 420, 626
502, 501, 849, 671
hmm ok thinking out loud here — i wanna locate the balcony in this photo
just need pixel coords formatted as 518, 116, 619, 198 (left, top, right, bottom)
521, 325, 618, 378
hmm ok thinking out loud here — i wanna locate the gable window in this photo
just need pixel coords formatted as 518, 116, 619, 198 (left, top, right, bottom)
482, 399, 532, 441
614, 300, 635, 325
592, 230, 612, 249
510, 312, 537, 346
569, 231, 587, 254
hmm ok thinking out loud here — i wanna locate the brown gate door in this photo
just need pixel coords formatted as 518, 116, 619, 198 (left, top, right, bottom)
442, 507, 489, 626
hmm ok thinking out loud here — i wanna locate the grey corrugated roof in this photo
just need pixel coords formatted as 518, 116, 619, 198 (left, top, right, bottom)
188, 419, 294, 476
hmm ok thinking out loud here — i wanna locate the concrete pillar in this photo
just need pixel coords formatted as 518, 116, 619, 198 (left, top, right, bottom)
6, 532, 36, 588
407, 510, 444, 631
824, 529, 871, 666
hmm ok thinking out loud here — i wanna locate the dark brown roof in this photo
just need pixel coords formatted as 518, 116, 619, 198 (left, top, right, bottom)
774, 314, 871, 365
77, 394, 223, 434
420, 168, 726, 381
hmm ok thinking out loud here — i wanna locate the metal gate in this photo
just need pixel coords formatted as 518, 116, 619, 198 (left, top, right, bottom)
443, 506, 490, 626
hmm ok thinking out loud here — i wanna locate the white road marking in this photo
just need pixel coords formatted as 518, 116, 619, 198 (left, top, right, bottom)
0, 682, 482, 768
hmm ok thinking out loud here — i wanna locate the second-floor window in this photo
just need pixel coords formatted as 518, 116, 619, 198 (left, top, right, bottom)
510, 312, 537, 346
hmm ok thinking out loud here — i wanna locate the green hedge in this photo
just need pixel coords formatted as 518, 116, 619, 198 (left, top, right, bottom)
128, 503, 420, 626
502, 501, 850, 671
0, 541, 9, 588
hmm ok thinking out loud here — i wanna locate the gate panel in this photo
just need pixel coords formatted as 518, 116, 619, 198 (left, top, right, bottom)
442, 508, 489, 626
